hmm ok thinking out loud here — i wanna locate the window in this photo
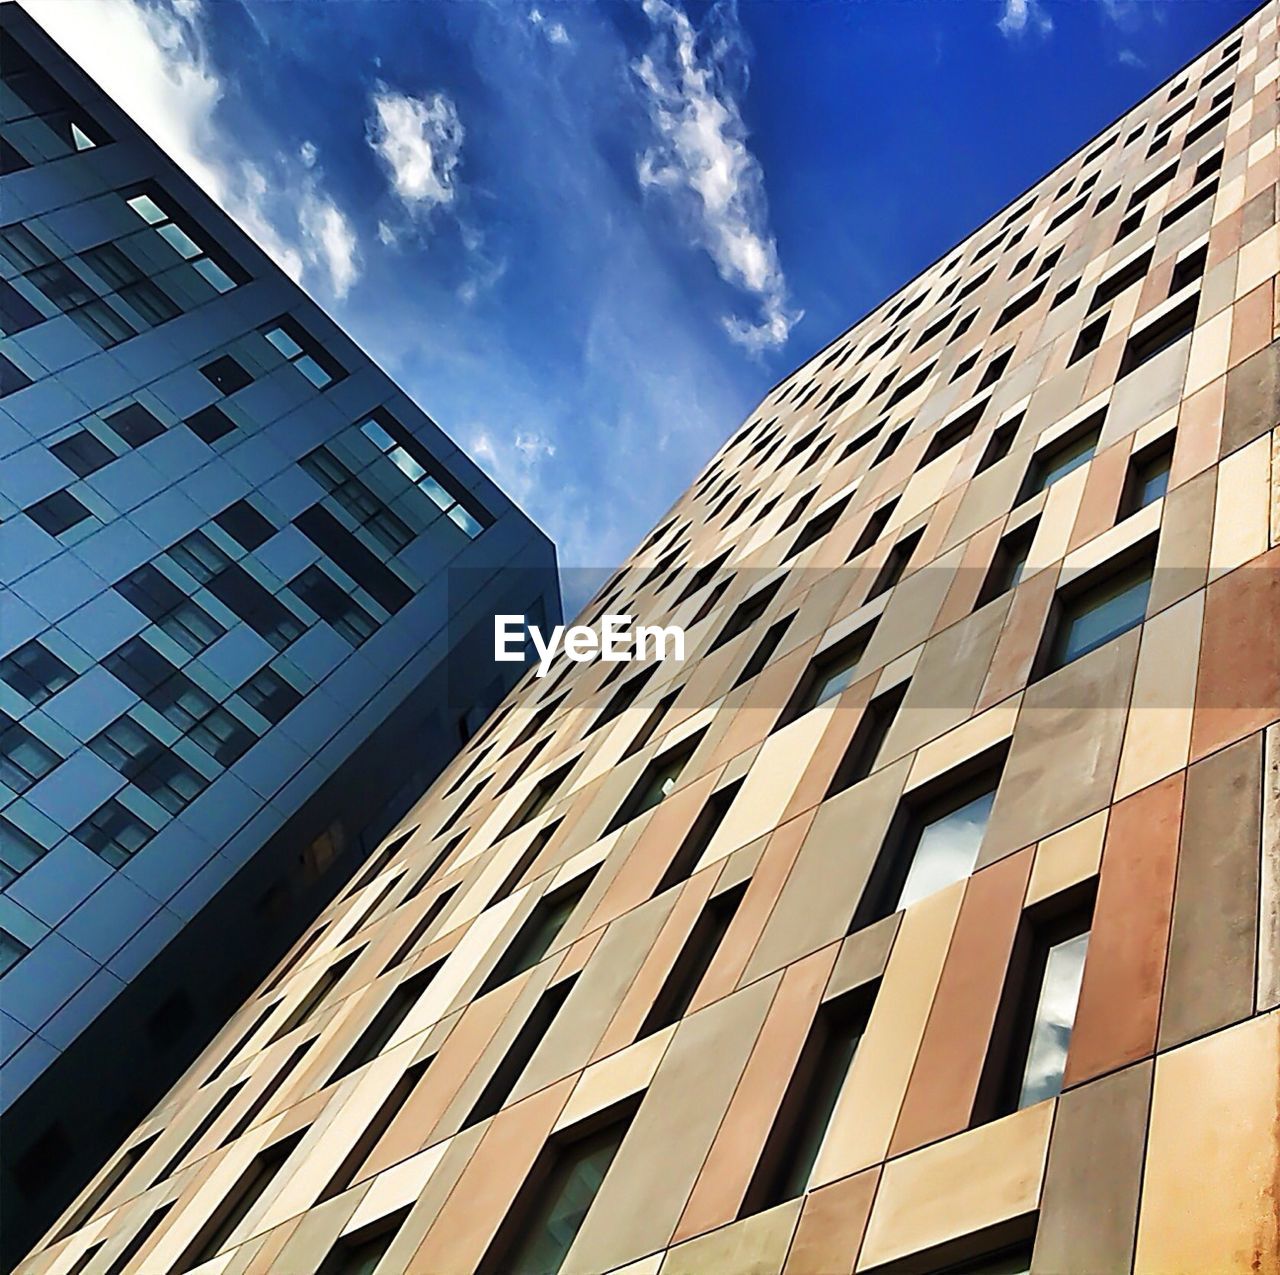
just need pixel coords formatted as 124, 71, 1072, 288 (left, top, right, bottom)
100, 1202, 174, 1275
1067, 314, 1106, 365
655, 780, 742, 895
116, 564, 226, 655
491, 821, 561, 908
27, 489, 91, 536
262, 316, 344, 389
481, 873, 595, 993
0, 715, 61, 794
359, 410, 491, 539
707, 579, 782, 653
1123, 441, 1173, 515
848, 498, 899, 559
975, 415, 1022, 474
789, 494, 852, 559
125, 190, 239, 293
921, 403, 983, 466
983, 899, 1093, 1121
826, 680, 908, 796
215, 499, 275, 551
781, 625, 873, 723
859, 757, 1004, 926
1118, 295, 1198, 377
75, 799, 156, 866
1019, 412, 1103, 500
173, 1133, 302, 1272
1, 816, 48, 887
208, 564, 307, 651
640, 886, 744, 1037
742, 988, 875, 1212
200, 355, 253, 395
992, 279, 1046, 330
606, 733, 702, 832
942, 1248, 1034, 1275
480, 1112, 631, 1275
1050, 278, 1079, 309
0, 277, 44, 334
92, 717, 207, 814
1170, 244, 1207, 294
865, 528, 923, 601
977, 520, 1038, 608
734, 614, 793, 688
0, 351, 33, 396
299, 447, 413, 554
320, 1058, 432, 1202
977, 348, 1012, 392
104, 402, 164, 447
290, 565, 377, 646
1088, 248, 1153, 313
185, 404, 236, 444
1, 926, 30, 976
331, 965, 437, 1082
295, 505, 413, 614
0, 640, 75, 707
466, 977, 576, 1127
238, 667, 302, 725
317, 1210, 410, 1275
1040, 551, 1153, 675
267, 948, 365, 1044
50, 429, 114, 477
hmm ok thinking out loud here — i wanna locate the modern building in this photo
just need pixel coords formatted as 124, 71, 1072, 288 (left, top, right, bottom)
0, 5, 560, 1265
16, 1, 1280, 1273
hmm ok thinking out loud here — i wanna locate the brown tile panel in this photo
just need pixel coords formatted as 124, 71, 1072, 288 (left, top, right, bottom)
782, 1167, 880, 1275
1160, 732, 1263, 1051
889, 847, 1034, 1156
1032, 1061, 1152, 1275
1065, 771, 1183, 1086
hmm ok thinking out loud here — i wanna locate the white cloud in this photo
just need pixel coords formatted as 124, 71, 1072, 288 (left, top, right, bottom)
997, 0, 1053, 38
1118, 48, 1145, 68
466, 425, 556, 508
367, 84, 464, 214
20, 0, 361, 299
530, 7, 572, 47
632, 0, 800, 354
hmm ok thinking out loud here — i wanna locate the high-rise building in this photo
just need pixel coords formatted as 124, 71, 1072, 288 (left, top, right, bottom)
15, 2, 1280, 1273
0, 5, 560, 1264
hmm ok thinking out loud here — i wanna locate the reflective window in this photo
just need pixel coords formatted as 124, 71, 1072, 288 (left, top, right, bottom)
1023, 422, 1100, 497
895, 786, 996, 912
126, 191, 238, 293
1047, 557, 1153, 672
263, 316, 345, 389
1016, 929, 1090, 1109
0, 715, 61, 794
0, 640, 75, 707
75, 798, 156, 866
0, 927, 30, 977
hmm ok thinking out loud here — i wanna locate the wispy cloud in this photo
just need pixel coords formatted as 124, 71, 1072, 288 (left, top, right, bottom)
997, 0, 1053, 39
1118, 48, 1145, 69
20, 0, 361, 299
367, 84, 465, 215
530, 7, 572, 48
632, 0, 800, 355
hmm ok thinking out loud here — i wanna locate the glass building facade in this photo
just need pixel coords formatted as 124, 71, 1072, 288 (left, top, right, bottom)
0, 6, 559, 1261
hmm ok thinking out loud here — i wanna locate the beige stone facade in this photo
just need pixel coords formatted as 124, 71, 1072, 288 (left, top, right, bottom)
19, 4, 1280, 1272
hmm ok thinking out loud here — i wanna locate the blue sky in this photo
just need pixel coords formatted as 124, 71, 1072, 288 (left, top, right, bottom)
24, 0, 1255, 588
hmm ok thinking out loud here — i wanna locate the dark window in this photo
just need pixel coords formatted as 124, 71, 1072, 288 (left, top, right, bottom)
50, 429, 114, 477
1123, 441, 1173, 515
331, 965, 437, 1083
173, 1134, 302, 1272
299, 447, 414, 555
186, 704, 256, 766
0, 351, 32, 396
466, 977, 576, 1127
639, 886, 744, 1037
977, 520, 1038, 608
827, 680, 909, 796
848, 498, 899, 560
655, 780, 742, 895
0, 276, 43, 334
734, 614, 793, 688
200, 355, 253, 395
1067, 315, 1107, 365
866, 528, 923, 601
317, 1062, 429, 1202
871, 422, 909, 466
1019, 413, 1103, 501
238, 667, 302, 725
1050, 279, 1079, 309
1, 815, 48, 886
707, 579, 782, 653
921, 403, 983, 466
1, 926, 30, 976
295, 505, 413, 614
606, 733, 702, 832
104, 402, 165, 447
0, 639, 75, 706
1170, 245, 1207, 294
491, 821, 561, 907
977, 348, 1012, 392
116, 564, 226, 655
481, 873, 596, 993
75, 799, 156, 866
90, 716, 207, 814
101, 1202, 174, 1275
975, 415, 1022, 474
1159, 178, 1219, 231
185, 404, 236, 444
480, 1111, 631, 1275
1118, 295, 1198, 377
290, 565, 377, 646
317, 1209, 410, 1275
207, 563, 306, 651
743, 987, 876, 1212
27, 489, 91, 536
49, 1131, 161, 1243
781, 625, 873, 724
1041, 551, 1153, 675
124, 188, 242, 293
992, 279, 1046, 330
1088, 249, 1153, 313
0, 715, 61, 793
789, 495, 852, 559
215, 499, 276, 551
267, 948, 365, 1045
